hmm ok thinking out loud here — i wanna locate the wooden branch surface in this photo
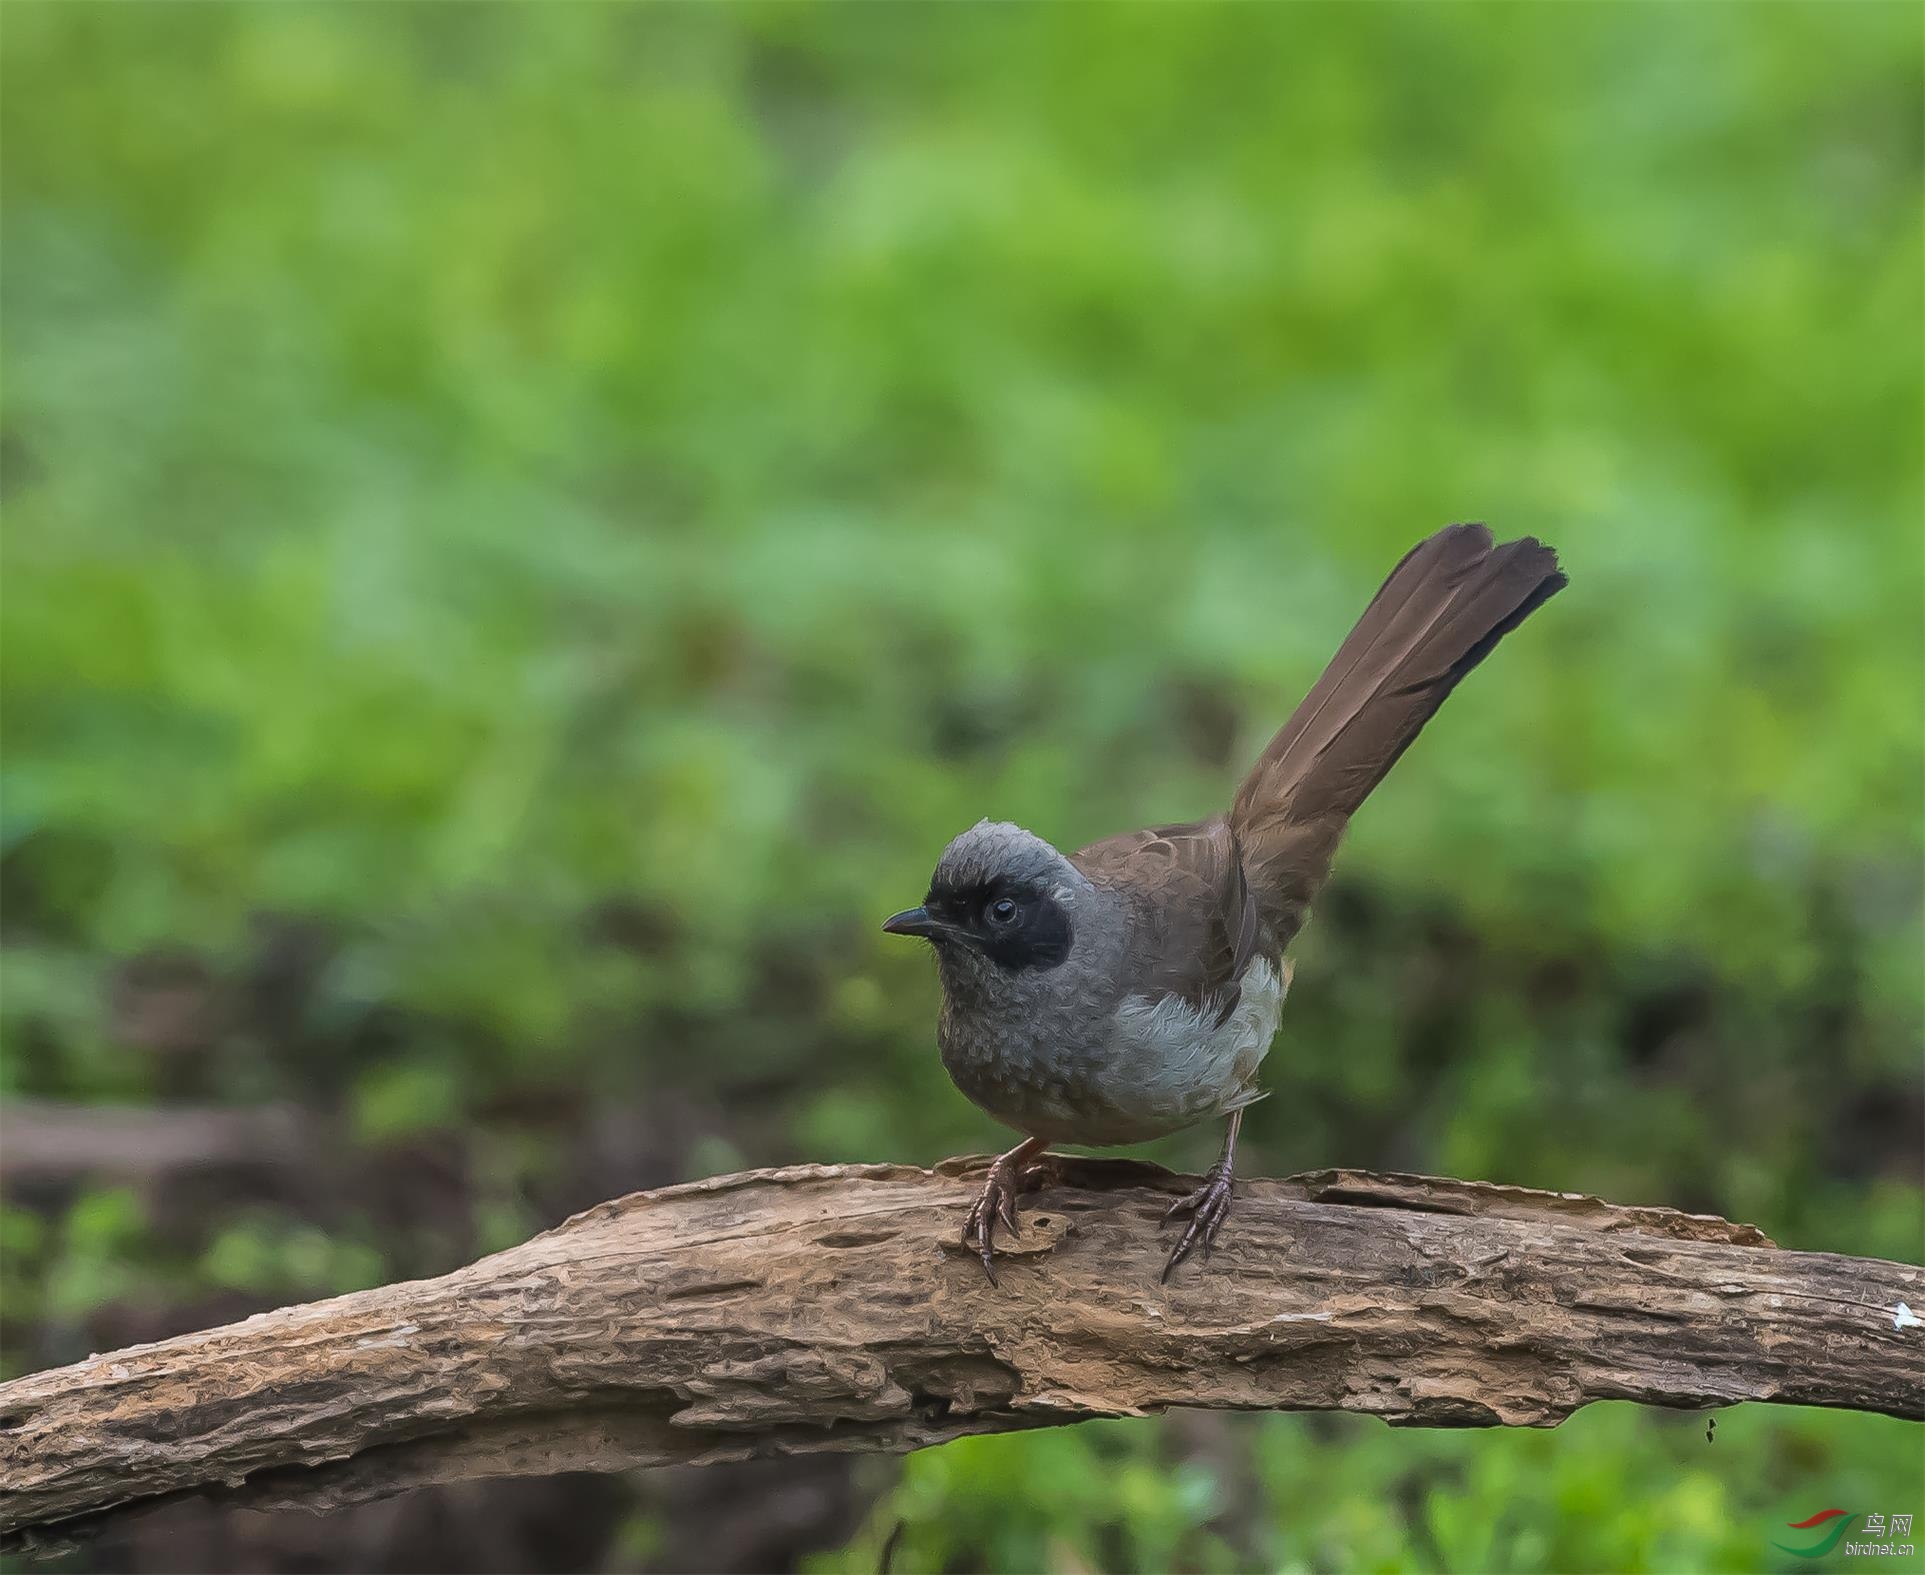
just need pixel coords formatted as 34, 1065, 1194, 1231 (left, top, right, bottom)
4, 1158, 1921, 1551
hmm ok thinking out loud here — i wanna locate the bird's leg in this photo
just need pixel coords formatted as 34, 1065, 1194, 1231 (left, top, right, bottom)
1161, 1109, 1242, 1281
962, 1135, 1050, 1284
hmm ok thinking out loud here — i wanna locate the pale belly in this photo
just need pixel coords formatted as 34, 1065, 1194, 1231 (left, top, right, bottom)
941, 958, 1289, 1146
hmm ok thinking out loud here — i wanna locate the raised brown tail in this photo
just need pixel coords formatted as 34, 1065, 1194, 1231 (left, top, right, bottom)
1229, 523, 1565, 945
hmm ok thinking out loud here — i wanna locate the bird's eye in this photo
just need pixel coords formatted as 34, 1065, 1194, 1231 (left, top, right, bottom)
987, 897, 1019, 925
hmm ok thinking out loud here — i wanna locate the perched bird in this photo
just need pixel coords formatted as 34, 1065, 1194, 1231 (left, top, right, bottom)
883, 524, 1566, 1281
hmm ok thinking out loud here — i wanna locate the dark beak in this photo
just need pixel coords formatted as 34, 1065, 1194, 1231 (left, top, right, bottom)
882, 906, 948, 941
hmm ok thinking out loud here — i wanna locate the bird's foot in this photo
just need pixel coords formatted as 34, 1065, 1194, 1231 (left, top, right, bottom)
962, 1148, 1049, 1285
1161, 1162, 1235, 1281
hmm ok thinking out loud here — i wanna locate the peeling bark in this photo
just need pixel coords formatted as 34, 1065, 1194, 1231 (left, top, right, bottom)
3, 1159, 1921, 1552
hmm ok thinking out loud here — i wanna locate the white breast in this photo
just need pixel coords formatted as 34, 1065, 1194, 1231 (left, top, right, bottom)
1077, 956, 1290, 1144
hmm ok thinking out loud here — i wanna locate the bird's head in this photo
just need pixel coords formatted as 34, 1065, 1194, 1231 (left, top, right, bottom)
882, 820, 1083, 974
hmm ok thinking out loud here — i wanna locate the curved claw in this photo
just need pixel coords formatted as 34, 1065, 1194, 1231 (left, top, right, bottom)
961, 1144, 1048, 1285
963, 1183, 1013, 1284
961, 1192, 997, 1284
1160, 1167, 1235, 1282
969, 1205, 1000, 1285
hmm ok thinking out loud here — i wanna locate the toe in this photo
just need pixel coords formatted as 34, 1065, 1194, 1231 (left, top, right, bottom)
1161, 1216, 1205, 1281
1161, 1176, 1234, 1277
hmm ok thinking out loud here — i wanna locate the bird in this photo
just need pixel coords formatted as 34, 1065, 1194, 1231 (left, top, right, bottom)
882, 523, 1566, 1282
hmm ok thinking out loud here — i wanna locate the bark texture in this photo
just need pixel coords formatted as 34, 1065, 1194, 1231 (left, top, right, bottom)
3, 1158, 1921, 1552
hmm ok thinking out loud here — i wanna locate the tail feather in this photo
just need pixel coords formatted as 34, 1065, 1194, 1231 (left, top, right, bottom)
1230, 523, 1564, 943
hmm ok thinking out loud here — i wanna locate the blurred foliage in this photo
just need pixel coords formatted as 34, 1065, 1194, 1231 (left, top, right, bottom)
2, 3, 1921, 1572
819, 1407, 1925, 1574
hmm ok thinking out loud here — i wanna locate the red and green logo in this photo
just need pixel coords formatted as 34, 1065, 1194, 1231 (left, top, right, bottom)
1773, 1509, 1858, 1559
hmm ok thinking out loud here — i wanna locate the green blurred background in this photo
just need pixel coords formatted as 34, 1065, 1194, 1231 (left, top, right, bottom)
3, 4, 1921, 1571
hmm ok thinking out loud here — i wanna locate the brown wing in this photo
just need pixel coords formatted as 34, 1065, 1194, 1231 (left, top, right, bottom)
1072, 815, 1266, 1027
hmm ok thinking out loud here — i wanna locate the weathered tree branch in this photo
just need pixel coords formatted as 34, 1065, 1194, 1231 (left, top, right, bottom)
4, 1158, 1921, 1552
